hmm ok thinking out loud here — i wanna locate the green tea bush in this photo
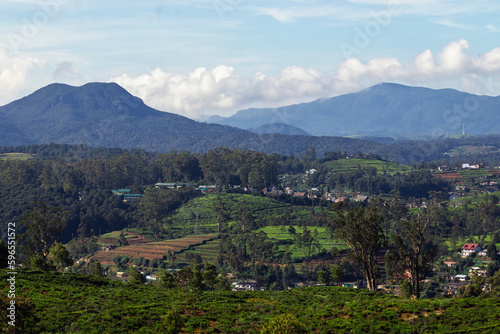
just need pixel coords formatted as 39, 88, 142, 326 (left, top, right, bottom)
260, 313, 307, 334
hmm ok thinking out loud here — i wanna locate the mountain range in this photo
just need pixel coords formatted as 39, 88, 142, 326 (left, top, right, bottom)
209, 83, 500, 138
0, 82, 383, 155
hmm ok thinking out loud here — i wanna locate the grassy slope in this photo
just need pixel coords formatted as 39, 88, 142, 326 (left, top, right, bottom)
168, 193, 316, 236
442, 191, 500, 250
258, 225, 346, 259
2, 270, 500, 333
323, 158, 411, 175
0, 152, 34, 160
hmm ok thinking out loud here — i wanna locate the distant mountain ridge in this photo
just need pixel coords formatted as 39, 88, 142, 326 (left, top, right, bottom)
251, 123, 310, 136
0, 82, 384, 155
209, 83, 500, 138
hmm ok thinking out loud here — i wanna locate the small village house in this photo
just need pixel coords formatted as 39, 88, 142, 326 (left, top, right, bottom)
461, 244, 482, 257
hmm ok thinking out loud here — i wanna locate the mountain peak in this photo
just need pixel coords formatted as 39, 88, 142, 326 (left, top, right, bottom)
0, 82, 253, 151
366, 82, 422, 93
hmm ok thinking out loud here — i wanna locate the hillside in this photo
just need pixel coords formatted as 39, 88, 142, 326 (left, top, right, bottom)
251, 123, 310, 136
211, 83, 500, 138
0, 82, 385, 155
0, 82, 247, 152
2, 270, 500, 333
93, 234, 217, 264
323, 158, 411, 175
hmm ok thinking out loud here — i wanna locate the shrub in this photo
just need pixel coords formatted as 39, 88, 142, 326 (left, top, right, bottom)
260, 313, 307, 334
127, 268, 145, 285
157, 308, 183, 334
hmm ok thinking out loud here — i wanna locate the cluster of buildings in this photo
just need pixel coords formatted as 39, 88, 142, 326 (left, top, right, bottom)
439, 243, 494, 295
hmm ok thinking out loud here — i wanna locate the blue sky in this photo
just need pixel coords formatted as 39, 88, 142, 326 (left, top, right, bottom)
1, 0, 500, 119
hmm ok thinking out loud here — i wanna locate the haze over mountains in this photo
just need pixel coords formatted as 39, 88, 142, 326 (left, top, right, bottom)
210, 83, 500, 138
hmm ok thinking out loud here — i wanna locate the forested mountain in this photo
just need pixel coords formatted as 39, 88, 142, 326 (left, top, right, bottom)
211, 83, 500, 138
0, 82, 246, 151
0, 82, 383, 155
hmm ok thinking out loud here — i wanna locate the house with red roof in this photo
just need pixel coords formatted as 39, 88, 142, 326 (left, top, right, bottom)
461, 244, 482, 257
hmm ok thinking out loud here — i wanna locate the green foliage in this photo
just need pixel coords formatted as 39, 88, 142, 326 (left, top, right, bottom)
487, 269, 500, 297
203, 262, 219, 294
157, 269, 177, 289
112, 255, 130, 268
0, 291, 39, 334
119, 231, 129, 246
20, 202, 69, 266
330, 264, 344, 283
29, 253, 55, 271
216, 273, 231, 291
260, 313, 307, 334
332, 206, 385, 291
385, 196, 437, 299
139, 187, 196, 241
293, 227, 323, 260
157, 308, 183, 334
323, 158, 410, 175
127, 268, 146, 285
399, 279, 413, 299
316, 270, 327, 285
460, 271, 485, 299
48, 242, 73, 269
189, 262, 205, 299
91, 261, 104, 277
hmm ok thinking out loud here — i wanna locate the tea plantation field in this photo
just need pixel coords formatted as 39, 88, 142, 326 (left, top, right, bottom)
2, 270, 500, 333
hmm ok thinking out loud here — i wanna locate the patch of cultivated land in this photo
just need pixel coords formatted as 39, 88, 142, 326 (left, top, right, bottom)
97, 231, 150, 245
432, 172, 462, 179
458, 169, 491, 178
323, 158, 410, 175
179, 239, 221, 262
92, 234, 218, 264
0, 152, 35, 160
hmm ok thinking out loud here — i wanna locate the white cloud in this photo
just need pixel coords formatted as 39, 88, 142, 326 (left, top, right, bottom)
486, 24, 500, 32
53, 61, 82, 81
250, 5, 356, 23
433, 18, 474, 30
111, 65, 357, 118
336, 39, 500, 85
252, 0, 500, 24
110, 40, 500, 119
0, 45, 44, 105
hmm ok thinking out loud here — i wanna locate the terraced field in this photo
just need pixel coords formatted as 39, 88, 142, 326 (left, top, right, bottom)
178, 239, 221, 263
92, 234, 218, 264
97, 231, 150, 246
323, 158, 410, 175
458, 169, 491, 179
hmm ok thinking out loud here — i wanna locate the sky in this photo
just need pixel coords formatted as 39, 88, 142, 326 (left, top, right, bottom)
1, 0, 500, 120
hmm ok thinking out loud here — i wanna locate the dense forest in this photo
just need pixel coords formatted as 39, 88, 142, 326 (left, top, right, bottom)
1, 134, 500, 164
0, 144, 456, 244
